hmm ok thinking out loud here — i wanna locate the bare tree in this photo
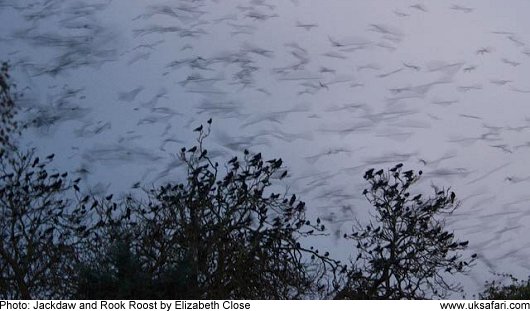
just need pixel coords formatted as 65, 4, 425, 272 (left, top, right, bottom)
336, 164, 475, 299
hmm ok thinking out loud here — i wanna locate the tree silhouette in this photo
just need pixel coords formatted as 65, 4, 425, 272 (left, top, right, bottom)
336, 164, 475, 299
0, 64, 91, 299
75, 122, 340, 299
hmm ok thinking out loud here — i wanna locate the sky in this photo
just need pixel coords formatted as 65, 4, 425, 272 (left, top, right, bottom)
2, 0, 530, 295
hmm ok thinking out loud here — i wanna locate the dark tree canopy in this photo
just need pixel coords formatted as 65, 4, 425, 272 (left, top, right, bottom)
0, 149, 85, 299
75, 123, 340, 299
481, 274, 530, 300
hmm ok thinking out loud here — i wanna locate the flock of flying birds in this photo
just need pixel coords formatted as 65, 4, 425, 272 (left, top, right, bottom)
3, 0, 530, 293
